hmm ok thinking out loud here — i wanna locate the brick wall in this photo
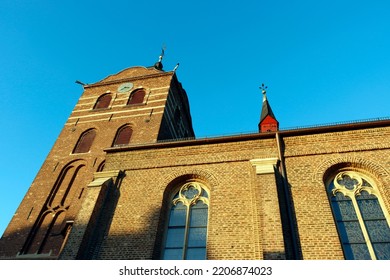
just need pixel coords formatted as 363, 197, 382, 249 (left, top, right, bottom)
94, 137, 288, 259
1, 63, 389, 261
91, 124, 390, 260
0, 67, 184, 258
283, 125, 390, 259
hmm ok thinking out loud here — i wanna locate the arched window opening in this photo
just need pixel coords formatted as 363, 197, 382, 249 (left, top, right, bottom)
162, 181, 209, 260
327, 170, 390, 260
93, 93, 112, 110
112, 125, 133, 147
127, 89, 146, 105
73, 129, 96, 154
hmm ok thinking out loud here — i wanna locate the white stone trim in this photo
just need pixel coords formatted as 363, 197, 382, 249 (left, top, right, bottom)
88, 170, 122, 187
250, 158, 279, 174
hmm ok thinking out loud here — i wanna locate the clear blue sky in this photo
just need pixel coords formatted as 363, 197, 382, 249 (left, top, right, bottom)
1, 0, 389, 236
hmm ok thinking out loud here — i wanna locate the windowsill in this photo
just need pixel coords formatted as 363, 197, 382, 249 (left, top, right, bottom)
71, 151, 91, 155
91, 107, 111, 112
124, 102, 146, 107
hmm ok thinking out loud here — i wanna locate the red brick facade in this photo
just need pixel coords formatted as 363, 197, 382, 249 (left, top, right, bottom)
1, 64, 389, 260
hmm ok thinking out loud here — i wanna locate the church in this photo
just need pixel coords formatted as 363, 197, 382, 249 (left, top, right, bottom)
1, 54, 390, 260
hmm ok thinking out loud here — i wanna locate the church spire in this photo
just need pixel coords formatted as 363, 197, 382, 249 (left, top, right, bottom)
258, 84, 279, 133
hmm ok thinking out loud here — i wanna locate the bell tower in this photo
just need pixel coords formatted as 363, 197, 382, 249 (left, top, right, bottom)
0, 56, 194, 259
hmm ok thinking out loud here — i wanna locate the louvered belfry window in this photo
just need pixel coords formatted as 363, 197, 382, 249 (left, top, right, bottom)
73, 129, 96, 154
128, 89, 145, 105
112, 125, 133, 147
94, 93, 112, 109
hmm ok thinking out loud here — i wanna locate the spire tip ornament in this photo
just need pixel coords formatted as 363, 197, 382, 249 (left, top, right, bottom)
260, 83, 268, 101
259, 83, 268, 95
154, 45, 166, 71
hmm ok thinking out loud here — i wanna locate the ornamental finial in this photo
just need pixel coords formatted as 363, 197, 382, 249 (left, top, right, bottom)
260, 83, 268, 101
154, 45, 166, 71
158, 45, 166, 62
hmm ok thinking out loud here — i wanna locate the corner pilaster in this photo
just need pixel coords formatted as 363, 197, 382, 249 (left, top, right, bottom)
250, 158, 286, 259
59, 170, 122, 259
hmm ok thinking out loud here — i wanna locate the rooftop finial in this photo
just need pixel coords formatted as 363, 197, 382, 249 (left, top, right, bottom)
260, 83, 268, 102
158, 46, 165, 62
154, 45, 166, 70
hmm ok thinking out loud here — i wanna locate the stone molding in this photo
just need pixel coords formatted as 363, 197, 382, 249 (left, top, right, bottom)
250, 158, 279, 174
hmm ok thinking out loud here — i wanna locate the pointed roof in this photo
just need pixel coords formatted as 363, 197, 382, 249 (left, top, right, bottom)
258, 85, 279, 133
260, 93, 277, 122
259, 86, 277, 122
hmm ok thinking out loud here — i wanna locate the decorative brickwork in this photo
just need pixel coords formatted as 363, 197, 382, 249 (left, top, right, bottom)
1, 63, 389, 260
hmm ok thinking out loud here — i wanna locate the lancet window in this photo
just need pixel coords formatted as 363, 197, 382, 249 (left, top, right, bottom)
327, 170, 390, 259
162, 181, 209, 260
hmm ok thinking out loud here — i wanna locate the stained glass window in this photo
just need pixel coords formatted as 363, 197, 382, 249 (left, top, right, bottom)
328, 171, 390, 260
162, 182, 209, 260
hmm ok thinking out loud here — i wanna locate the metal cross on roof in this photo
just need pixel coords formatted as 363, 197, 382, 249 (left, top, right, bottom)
259, 83, 268, 95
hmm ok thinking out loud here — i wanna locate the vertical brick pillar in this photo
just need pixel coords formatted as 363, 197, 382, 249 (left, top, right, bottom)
250, 158, 286, 259
59, 170, 122, 259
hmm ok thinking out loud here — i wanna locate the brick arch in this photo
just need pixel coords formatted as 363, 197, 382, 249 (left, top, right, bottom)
312, 155, 390, 184
153, 169, 216, 260
20, 159, 87, 256
96, 160, 105, 172
312, 155, 390, 211
112, 124, 133, 147
127, 88, 147, 105
93, 92, 112, 109
48, 159, 87, 207
72, 128, 97, 154
162, 169, 219, 194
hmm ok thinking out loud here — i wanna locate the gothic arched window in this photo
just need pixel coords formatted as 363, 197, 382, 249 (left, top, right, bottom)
162, 182, 209, 260
127, 89, 146, 105
327, 170, 390, 259
72, 129, 96, 154
93, 93, 112, 110
112, 125, 133, 147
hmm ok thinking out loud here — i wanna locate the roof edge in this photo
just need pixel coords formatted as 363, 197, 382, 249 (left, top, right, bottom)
105, 118, 390, 153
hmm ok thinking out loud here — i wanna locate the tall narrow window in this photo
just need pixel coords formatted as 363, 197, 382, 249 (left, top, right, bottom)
112, 125, 133, 147
73, 129, 96, 154
163, 182, 209, 260
93, 93, 112, 109
127, 89, 146, 105
327, 170, 390, 259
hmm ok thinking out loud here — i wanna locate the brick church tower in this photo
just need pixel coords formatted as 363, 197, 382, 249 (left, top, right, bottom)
0, 55, 194, 259
2, 55, 390, 261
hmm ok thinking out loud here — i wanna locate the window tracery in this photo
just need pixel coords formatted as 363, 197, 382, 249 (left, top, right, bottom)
328, 170, 390, 259
162, 181, 209, 260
